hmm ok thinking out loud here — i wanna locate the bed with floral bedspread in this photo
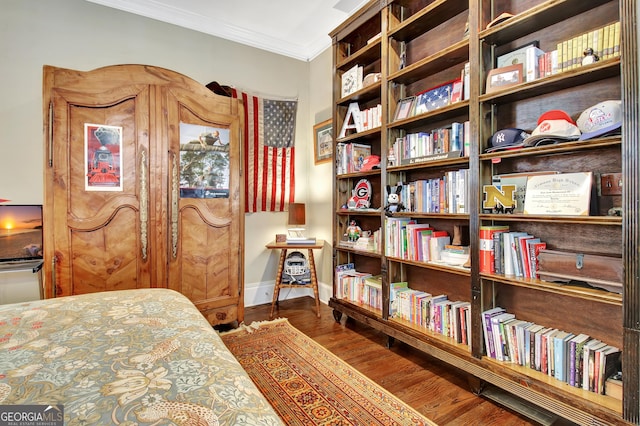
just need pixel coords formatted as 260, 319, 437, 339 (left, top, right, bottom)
0, 288, 283, 425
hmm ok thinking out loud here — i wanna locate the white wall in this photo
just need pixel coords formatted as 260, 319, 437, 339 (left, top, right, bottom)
0, 0, 335, 306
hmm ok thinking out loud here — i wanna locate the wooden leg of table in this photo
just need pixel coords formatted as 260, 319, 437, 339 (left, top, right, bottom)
270, 249, 287, 319
307, 249, 321, 318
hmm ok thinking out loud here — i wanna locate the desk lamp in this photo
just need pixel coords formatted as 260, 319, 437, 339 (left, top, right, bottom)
287, 203, 306, 240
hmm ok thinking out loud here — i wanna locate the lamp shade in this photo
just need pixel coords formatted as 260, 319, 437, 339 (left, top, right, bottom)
288, 203, 306, 226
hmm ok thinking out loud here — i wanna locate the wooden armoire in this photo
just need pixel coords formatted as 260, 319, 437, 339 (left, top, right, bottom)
42, 64, 244, 326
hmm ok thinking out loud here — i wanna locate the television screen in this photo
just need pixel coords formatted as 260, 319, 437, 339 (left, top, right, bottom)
0, 205, 43, 263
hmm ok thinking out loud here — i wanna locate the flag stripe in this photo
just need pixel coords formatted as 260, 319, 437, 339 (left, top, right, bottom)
233, 90, 296, 212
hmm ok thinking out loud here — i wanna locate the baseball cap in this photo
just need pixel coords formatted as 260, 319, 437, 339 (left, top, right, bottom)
536, 109, 575, 125
577, 100, 622, 140
523, 118, 581, 147
360, 155, 380, 171
485, 128, 530, 153
486, 12, 514, 29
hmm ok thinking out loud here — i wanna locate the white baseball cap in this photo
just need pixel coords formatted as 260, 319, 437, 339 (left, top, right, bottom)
577, 100, 622, 140
523, 119, 581, 147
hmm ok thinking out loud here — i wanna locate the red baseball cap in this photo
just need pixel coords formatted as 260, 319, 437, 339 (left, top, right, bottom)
537, 109, 575, 125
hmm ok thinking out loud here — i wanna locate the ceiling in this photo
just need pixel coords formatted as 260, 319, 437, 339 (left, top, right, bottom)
86, 0, 369, 61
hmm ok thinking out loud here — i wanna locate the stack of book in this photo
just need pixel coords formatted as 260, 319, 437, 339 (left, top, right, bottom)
286, 237, 316, 245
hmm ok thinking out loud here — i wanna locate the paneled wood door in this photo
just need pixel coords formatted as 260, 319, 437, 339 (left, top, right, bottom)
43, 64, 244, 325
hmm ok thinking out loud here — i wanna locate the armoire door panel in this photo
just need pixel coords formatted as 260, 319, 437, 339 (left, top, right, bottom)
69, 206, 147, 295
49, 88, 151, 297
165, 87, 243, 320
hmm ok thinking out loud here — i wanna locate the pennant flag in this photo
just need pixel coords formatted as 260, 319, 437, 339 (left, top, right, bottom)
233, 90, 297, 212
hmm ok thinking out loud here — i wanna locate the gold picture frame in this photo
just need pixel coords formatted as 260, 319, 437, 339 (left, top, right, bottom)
486, 63, 524, 94
313, 118, 333, 164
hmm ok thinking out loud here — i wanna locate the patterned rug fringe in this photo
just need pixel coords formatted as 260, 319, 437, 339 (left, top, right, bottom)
218, 317, 289, 336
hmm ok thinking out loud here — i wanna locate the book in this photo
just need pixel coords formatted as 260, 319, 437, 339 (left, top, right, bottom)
505, 232, 527, 277
553, 330, 574, 382
597, 345, 621, 394
429, 232, 451, 262
568, 333, 591, 387
450, 78, 463, 103
523, 323, 541, 368
479, 225, 509, 274
287, 237, 316, 244
491, 313, 516, 362
583, 340, 606, 391
341, 64, 363, 97
525, 45, 545, 81
513, 234, 533, 278
482, 307, 506, 359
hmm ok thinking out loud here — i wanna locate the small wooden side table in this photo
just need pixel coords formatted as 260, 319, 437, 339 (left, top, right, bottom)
266, 239, 323, 319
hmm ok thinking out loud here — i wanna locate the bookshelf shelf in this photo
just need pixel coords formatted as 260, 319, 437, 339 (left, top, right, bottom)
336, 38, 381, 71
478, 0, 615, 46
478, 59, 620, 105
388, 0, 468, 41
479, 136, 622, 161
387, 101, 469, 130
330, 0, 637, 423
481, 274, 623, 306
388, 40, 469, 86
386, 256, 471, 276
336, 81, 382, 105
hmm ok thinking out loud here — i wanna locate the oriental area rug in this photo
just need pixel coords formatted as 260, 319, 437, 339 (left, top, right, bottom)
219, 318, 436, 426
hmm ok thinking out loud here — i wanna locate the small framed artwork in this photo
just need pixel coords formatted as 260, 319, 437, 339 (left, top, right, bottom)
84, 123, 123, 191
486, 63, 524, 94
393, 96, 415, 121
313, 118, 333, 164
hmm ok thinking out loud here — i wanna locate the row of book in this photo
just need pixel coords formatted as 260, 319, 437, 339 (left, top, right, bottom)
385, 218, 448, 262
384, 218, 470, 266
496, 21, 620, 85
479, 226, 547, 278
334, 264, 382, 310
391, 284, 471, 345
359, 104, 382, 132
388, 121, 470, 164
397, 169, 469, 214
482, 307, 621, 395
556, 21, 620, 73
335, 142, 371, 175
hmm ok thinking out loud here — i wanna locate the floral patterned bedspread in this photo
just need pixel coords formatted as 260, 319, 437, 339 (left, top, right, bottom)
0, 288, 283, 425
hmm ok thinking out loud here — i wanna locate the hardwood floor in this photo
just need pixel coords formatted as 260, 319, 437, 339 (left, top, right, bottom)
242, 296, 576, 426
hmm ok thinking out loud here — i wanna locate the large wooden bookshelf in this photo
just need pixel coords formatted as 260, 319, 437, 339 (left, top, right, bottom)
329, 0, 639, 424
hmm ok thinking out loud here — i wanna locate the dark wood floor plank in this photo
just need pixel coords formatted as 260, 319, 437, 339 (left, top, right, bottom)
245, 297, 552, 426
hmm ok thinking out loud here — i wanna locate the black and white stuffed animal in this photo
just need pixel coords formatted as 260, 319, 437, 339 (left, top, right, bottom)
384, 184, 405, 216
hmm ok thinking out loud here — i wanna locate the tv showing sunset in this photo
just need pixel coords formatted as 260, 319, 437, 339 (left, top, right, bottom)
0, 205, 43, 262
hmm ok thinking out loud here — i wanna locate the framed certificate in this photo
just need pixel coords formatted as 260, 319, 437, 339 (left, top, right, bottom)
523, 172, 593, 215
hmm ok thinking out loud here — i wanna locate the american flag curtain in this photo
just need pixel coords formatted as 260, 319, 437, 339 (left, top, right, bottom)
232, 90, 297, 212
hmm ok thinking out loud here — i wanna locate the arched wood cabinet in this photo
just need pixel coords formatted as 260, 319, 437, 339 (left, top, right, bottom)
42, 64, 244, 326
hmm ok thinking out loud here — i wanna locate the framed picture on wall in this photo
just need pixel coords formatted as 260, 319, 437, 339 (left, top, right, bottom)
314, 118, 333, 164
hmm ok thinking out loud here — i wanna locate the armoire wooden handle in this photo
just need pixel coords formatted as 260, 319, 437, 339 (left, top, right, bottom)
140, 149, 148, 261
171, 152, 179, 259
